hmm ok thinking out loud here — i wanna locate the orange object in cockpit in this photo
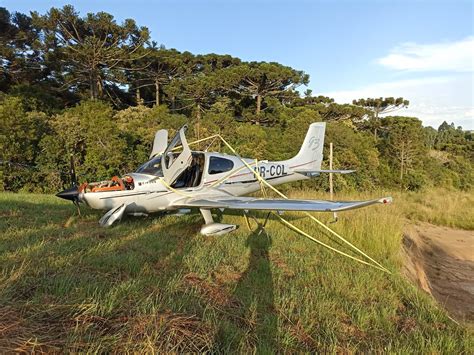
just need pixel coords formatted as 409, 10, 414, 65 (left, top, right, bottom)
78, 182, 88, 192
91, 176, 125, 192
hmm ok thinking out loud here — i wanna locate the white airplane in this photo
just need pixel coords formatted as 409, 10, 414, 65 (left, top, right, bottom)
57, 123, 392, 235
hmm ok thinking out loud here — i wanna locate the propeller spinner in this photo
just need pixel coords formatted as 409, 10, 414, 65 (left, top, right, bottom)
56, 154, 81, 215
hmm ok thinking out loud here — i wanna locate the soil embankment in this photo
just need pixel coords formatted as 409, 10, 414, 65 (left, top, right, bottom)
403, 222, 474, 323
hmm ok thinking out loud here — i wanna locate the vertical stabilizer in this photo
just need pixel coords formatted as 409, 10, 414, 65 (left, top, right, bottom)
288, 122, 326, 171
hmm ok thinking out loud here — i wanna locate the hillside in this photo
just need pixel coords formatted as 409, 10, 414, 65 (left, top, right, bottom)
403, 222, 474, 322
0, 190, 472, 352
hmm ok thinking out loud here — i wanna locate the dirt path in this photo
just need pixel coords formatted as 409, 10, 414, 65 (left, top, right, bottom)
403, 222, 474, 323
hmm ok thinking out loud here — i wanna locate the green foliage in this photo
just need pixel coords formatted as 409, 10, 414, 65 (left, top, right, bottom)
115, 105, 187, 172
325, 123, 382, 191
32, 5, 150, 100
227, 62, 309, 120
352, 97, 409, 111
352, 97, 410, 138
379, 117, 427, 190
130, 48, 188, 106
199, 98, 236, 138
436, 121, 473, 157
40, 100, 126, 184
0, 96, 47, 191
0, 7, 44, 90
0, 5, 472, 194
232, 125, 268, 160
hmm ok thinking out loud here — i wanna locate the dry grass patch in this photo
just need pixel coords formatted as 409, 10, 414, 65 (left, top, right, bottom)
122, 311, 215, 352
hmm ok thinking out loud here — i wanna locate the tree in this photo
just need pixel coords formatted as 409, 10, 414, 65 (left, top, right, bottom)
0, 96, 47, 191
114, 104, 186, 170
2, 4, 473, 194
423, 126, 437, 150
41, 100, 127, 183
192, 53, 241, 74
33, 5, 150, 101
0, 8, 48, 91
228, 62, 309, 122
324, 122, 382, 190
293, 96, 367, 124
352, 97, 409, 138
166, 73, 222, 140
435, 121, 472, 156
129, 47, 189, 106
380, 116, 426, 189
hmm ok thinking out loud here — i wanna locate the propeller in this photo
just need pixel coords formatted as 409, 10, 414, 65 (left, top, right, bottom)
56, 154, 81, 216
69, 154, 77, 187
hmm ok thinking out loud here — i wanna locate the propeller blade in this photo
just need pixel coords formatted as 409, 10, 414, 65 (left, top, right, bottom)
57, 155, 82, 218
73, 199, 81, 216
69, 154, 77, 187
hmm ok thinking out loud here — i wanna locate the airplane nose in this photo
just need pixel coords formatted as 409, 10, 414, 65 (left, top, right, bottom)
56, 186, 79, 201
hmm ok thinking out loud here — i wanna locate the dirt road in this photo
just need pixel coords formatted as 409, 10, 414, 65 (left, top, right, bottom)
403, 222, 474, 323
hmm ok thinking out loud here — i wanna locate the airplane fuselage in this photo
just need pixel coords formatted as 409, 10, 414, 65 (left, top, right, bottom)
80, 151, 312, 214
56, 122, 390, 234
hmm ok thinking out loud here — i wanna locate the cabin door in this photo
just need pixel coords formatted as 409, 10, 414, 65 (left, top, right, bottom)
161, 125, 193, 185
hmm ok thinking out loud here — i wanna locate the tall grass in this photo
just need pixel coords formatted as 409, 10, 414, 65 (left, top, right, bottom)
0, 191, 472, 352
394, 188, 474, 230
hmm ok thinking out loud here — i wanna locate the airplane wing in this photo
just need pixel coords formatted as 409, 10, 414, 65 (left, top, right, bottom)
173, 196, 392, 212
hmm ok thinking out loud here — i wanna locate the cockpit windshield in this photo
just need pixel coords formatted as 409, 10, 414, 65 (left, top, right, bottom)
135, 155, 163, 176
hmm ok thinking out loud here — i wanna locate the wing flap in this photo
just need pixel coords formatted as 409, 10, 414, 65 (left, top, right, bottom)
174, 196, 392, 212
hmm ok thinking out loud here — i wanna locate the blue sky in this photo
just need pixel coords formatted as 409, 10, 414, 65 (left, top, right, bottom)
2, 0, 473, 128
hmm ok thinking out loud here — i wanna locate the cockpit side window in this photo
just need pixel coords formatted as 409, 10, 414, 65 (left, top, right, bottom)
208, 157, 234, 175
135, 155, 163, 176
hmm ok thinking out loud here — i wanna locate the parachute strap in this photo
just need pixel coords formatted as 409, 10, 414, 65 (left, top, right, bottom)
243, 211, 253, 231
183, 133, 391, 274
273, 214, 388, 273
209, 161, 258, 188
243, 210, 270, 235
255, 159, 268, 198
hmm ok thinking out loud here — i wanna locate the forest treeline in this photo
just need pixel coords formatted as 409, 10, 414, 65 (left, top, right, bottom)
0, 5, 472, 193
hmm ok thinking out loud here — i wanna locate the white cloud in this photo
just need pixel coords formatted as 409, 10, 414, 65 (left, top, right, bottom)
377, 36, 474, 72
319, 37, 474, 129
322, 75, 474, 130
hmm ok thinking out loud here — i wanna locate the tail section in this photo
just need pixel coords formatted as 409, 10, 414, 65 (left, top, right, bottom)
287, 122, 326, 172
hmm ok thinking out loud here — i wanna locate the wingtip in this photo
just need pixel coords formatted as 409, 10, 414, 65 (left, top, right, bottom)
378, 197, 393, 204
309, 121, 326, 128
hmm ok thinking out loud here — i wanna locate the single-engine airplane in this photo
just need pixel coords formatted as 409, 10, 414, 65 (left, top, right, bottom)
57, 123, 392, 235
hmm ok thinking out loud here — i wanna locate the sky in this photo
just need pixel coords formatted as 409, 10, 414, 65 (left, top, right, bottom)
2, 0, 473, 129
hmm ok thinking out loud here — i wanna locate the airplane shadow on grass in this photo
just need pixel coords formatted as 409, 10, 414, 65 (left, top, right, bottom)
215, 230, 277, 352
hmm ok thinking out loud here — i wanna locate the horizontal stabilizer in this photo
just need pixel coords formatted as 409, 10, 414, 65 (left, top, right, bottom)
295, 169, 355, 177
316, 169, 355, 174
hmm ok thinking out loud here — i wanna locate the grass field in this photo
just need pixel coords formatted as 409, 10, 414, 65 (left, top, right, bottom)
0, 190, 472, 352
395, 189, 474, 230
